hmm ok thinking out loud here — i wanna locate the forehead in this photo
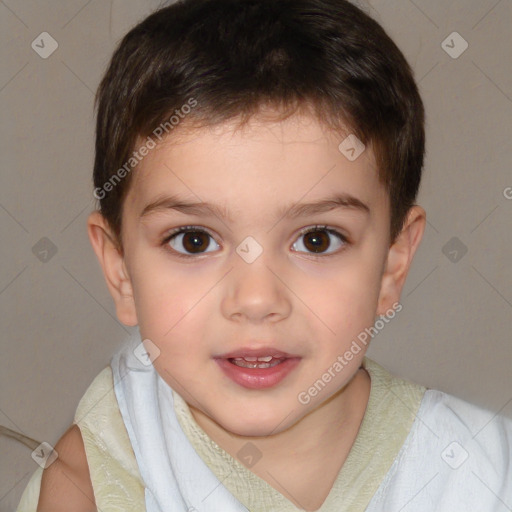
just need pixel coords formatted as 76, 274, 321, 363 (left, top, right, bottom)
124, 112, 387, 224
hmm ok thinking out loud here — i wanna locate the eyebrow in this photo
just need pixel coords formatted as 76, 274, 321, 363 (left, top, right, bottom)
140, 192, 370, 222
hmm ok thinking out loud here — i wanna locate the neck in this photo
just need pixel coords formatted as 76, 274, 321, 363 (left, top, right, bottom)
189, 367, 371, 506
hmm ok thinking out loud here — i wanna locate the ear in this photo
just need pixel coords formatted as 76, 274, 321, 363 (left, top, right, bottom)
377, 206, 426, 315
87, 211, 138, 326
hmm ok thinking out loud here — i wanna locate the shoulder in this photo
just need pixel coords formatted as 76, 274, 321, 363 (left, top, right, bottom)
74, 366, 114, 424
421, 389, 512, 443
37, 362, 145, 511
73, 364, 142, 480
421, 389, 512, 467
397, 391, 510, 507
367, 390, 512, 511
37, 424, 96, 511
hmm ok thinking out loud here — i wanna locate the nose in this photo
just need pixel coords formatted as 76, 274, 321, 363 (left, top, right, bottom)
221, 251, 292, 323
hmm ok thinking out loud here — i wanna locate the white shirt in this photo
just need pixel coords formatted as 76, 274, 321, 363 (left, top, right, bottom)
111, 339, 512, 512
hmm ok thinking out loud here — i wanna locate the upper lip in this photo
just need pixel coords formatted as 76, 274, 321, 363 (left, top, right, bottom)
216, 347, 300, 359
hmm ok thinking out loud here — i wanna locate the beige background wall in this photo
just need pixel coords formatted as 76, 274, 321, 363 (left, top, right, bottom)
1, 0, 511, 509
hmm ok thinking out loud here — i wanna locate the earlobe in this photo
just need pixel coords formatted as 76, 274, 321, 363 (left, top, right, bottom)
377, 206, 426, 315
87, 211, 138, 326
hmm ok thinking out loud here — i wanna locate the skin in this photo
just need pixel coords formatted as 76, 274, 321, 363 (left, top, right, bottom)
84, 111, 425, 510
37, 425, 96, 511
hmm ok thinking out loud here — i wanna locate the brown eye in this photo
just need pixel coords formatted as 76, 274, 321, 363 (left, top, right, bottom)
181, 231, 210, 253
303, 230, 330, 253
292, 226, 346, 255
166, 227, 219, 256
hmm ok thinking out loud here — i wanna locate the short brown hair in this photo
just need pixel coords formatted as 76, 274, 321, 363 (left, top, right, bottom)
93, 0, 425, 246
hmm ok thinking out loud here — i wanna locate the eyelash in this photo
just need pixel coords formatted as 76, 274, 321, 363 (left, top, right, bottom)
161, 224, 349, 260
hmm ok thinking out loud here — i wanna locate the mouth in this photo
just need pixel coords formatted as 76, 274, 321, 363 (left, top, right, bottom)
214, 347, 301, 389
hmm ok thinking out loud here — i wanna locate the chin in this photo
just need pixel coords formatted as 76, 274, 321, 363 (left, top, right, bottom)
218, 409, 295, 438
225, 422, 280, 438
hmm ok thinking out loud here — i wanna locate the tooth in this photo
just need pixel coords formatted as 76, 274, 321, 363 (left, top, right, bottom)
257, 356, 273, 362
230, 358, 284, 369
244, 356, 258, 361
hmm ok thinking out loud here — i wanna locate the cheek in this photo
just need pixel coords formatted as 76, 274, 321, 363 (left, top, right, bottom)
129, 265, 218, 370
299, 255, 383, 342
129, 261, 199, 339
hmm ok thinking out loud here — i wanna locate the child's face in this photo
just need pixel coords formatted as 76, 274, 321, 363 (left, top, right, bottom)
91, 112, 423, 436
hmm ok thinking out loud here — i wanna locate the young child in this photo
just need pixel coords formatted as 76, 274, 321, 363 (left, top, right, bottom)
18, 0, 512, 510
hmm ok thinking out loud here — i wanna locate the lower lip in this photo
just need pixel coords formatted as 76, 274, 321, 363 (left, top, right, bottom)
215, 357, 301, 389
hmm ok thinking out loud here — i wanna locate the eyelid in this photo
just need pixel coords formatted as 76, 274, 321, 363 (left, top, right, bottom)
162, 224, 216, 240
296, 224, 348, 240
